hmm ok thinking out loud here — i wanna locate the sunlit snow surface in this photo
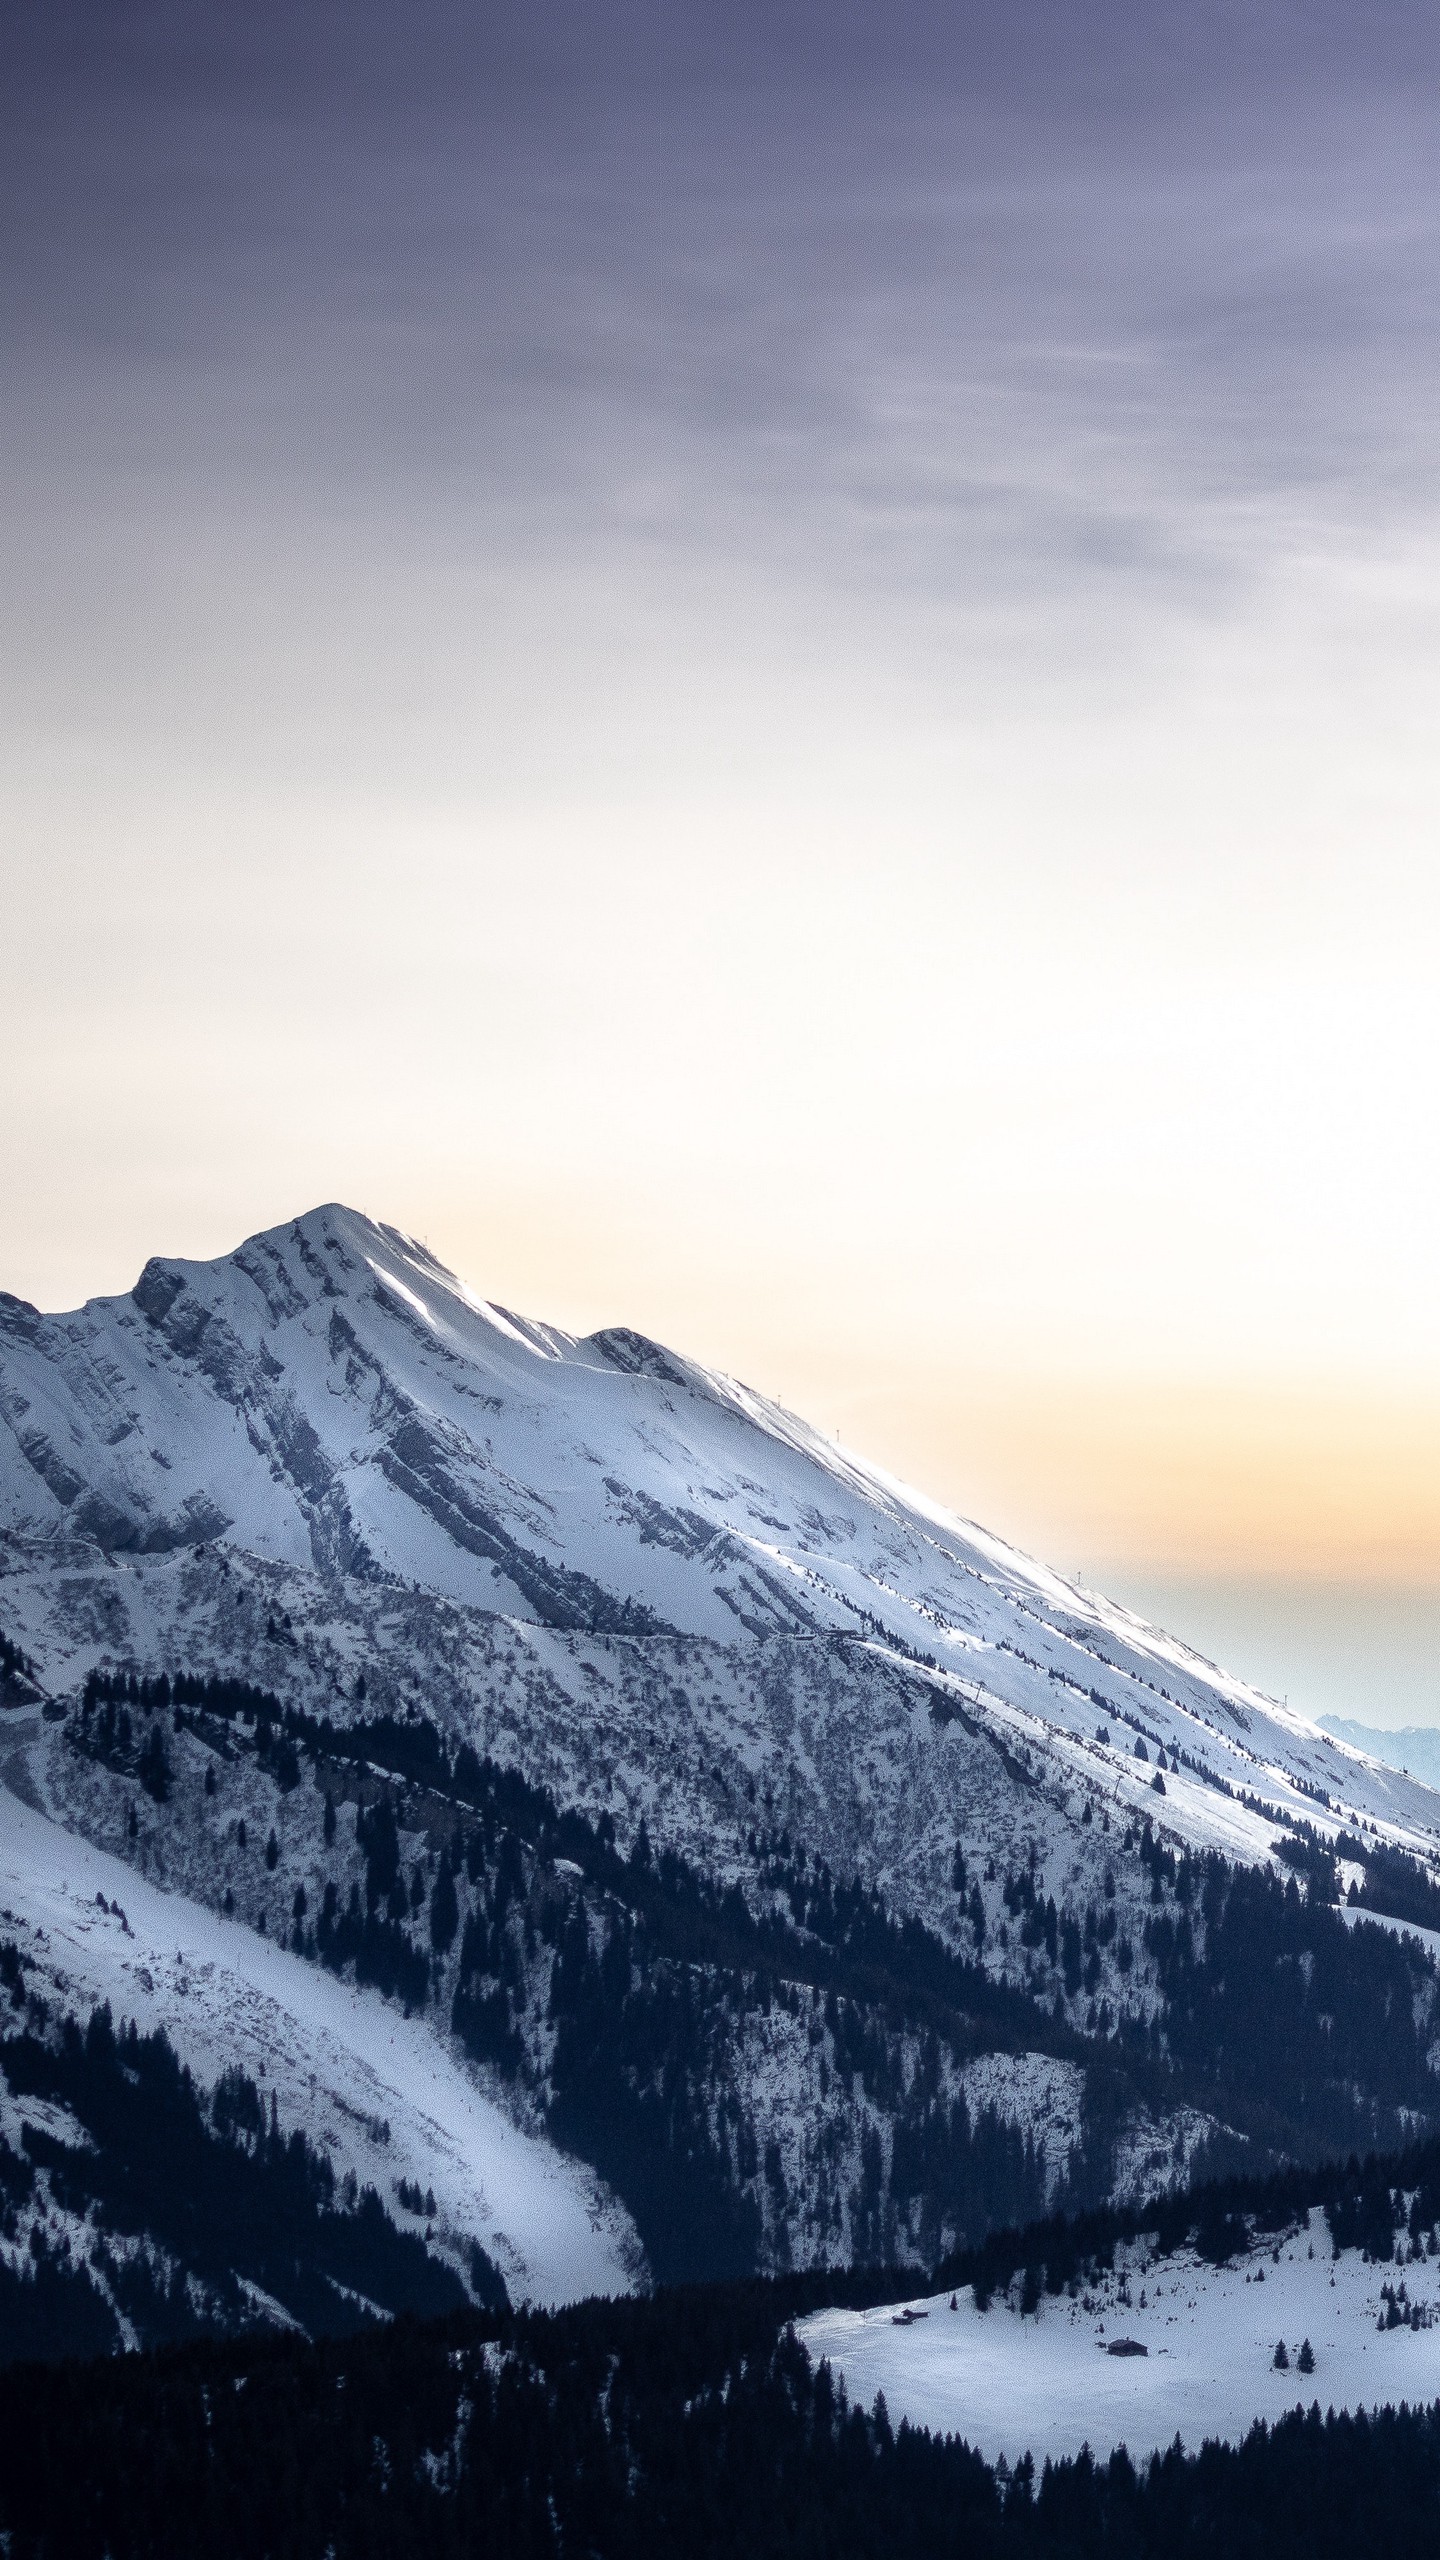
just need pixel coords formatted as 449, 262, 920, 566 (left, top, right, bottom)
2, 1198, 1434, 1904
801, 2214, 1440, 2465
0, 1788, 638, 2307
8, 1200, 1440, 2248
4, 1201, 1438, 1908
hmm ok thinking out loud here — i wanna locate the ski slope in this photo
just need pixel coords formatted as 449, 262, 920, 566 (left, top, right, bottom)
0, 1783, 639, 2307
801, 2213, 1440, 2465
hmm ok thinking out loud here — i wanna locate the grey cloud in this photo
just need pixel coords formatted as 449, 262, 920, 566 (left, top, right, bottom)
3, 0, 1439, 735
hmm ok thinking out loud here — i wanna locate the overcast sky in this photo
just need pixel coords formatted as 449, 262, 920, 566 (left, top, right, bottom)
4, 2, 1439, 1685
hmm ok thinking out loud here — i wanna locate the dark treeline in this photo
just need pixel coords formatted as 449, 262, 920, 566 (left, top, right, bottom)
1111, 1822, 1439, 2160
79, 1670, 296, 1800
1276, 1819, 1440, 1937
0, 1624, 35, 1693
217, 1680, 1440, 2142
5, 2283, 1440, 2560
932, 2120, 1440, 2311
1346, 1838, 1440, 1935
413, 1784, 1060, 2278
0, 1946, 500, 2366
83, 1669, 281, 1722
1142, 1856, 1435, 2156
440, 1799, 1440, 2277
438, 1771, 1440, 2206
76, 1666, 1104, 2064
312, 1790, 434, 2009
542, 1889, 1053, 2280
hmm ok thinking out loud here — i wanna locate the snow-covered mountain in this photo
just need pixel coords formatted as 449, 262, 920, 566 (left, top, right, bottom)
5, 1202, 1440, 2314
3, 1201, 1434, 1879
1320, 1717, 1440, 1792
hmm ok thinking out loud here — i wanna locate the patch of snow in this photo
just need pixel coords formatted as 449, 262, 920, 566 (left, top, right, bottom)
801, 2211, 1440, 2465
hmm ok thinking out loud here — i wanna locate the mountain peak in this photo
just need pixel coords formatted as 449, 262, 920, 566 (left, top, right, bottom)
3, 1201, 1436, 1919
5, 1203, 1440, 2326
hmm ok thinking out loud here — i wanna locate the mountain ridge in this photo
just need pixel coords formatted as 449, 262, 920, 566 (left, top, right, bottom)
3, 1202, 1434, 1874
5, 1202, 1440, 2326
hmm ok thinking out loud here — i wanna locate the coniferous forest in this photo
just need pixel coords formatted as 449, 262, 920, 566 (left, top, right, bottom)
65, 1671, 1440, 2281
5, 2107, 1440, 2552
6, 2271, 1440, 2560
0, 1959, 499, 2365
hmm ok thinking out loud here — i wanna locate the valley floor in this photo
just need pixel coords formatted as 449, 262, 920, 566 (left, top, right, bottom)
800, 2211, 1440, 2465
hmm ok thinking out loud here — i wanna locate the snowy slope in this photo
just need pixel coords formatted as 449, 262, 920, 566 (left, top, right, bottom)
6, 1202, 1440, 2257
0, 1780, 638, 2308
802, 2213, 1440, 2466
2, 1201, 1435, 1911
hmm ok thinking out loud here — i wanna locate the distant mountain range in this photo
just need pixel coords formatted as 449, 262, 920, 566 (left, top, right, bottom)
1319, 1717, 1440, 1791
4, 1204, 1440, 2354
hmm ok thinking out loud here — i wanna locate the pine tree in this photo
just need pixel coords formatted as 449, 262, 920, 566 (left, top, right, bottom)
1273, 2339, 1289, 2369
429, 1862, 459, 1954
137, 1720, 169, 1802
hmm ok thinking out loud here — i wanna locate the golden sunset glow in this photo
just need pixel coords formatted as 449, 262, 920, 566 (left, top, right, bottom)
4, 8, 1439, 1727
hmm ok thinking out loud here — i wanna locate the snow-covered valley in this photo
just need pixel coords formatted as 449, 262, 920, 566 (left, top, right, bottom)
803, 2211, 1440, 2466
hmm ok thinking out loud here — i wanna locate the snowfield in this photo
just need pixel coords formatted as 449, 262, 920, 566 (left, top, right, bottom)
800, 2212, 1440, 2465
0, 1783, 639, 2307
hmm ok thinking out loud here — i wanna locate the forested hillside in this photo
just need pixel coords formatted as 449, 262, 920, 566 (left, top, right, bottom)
10, 2202, 1440, 2560
0, 1918, 498, 2366
13, 1665, 1440, 2301
8, 1205, 1440, 2296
